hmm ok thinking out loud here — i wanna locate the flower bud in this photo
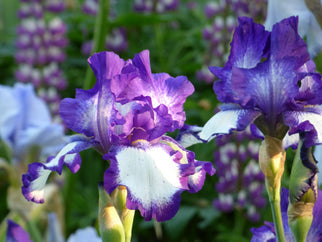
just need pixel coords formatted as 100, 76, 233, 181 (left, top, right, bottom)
259, 136, 285, 200
98, 185, 135, 242
288, 139, 318, 242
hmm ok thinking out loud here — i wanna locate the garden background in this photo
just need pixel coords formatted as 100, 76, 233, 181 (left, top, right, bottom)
0, 0, 321, 241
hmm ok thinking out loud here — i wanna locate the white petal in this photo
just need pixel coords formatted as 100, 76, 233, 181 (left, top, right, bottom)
115, 146, 184, 209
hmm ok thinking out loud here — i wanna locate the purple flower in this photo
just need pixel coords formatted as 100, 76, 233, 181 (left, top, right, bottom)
251, 187, 322, 241
134, 0, 179, 13
212, 129, 266, 222
22, 50, 215, 222
6, 220, 32, 242
200, 17, 322, 148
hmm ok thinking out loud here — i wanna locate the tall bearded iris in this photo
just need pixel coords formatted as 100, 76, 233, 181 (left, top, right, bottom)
22, 50, 215, 222
200, 16, 322, 148
199, 16, 322, 241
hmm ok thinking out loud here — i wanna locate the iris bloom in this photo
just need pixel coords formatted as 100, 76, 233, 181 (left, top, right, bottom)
22, 50, 215, 222
251, 187, 322, 241
0, 83, 66, 163
200, 16, 322, 148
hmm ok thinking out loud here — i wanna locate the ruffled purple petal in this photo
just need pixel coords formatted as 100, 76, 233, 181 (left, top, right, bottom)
200, 104, 261, 142
270, 16, 310, 69
60, 79, 125, 152
283, 106, 322, 147
296, 61, 322, 105
60, 52, 138, 149
87, 51, 126, 84
104, 142, 195, 222
211, 17, 270, 103
149, 74, 194, 130
60, 88, 99, 138
188, 160, 216, 193
6, 220, 32, 242
118, 50, 194, 131
22, 135, 96, 203
226, 17, 270, 69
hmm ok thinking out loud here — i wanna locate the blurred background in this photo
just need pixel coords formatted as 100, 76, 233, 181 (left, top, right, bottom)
0, 0, 321, 241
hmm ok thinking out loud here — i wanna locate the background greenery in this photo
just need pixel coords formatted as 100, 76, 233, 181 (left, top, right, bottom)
2, 0, 321, 241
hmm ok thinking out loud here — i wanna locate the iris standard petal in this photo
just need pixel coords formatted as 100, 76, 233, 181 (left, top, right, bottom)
118, 50, 194, 131
87, 51, 126, 84
60, 88, 99, 138
60, 79, 124, 152
270, 16, 310, 69
211, 17, 270, 103
226, 17, 270, 69
199, 104, 261, 142
22, 135, 96, 203
104, 144, 195, 222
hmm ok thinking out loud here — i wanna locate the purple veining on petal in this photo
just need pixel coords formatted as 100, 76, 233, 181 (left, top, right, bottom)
211, 17, 270, 104
117, 50, 194, 131
103, 143, 194, 222
207, 16, 322, 144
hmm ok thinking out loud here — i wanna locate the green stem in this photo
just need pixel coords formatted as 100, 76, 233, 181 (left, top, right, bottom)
233, 209, 244, 235
153, 23, 166, 71
259, 137, 286, 242
269, 198, 285, 242
83, 0, 110, 89
265, 177, 285, 242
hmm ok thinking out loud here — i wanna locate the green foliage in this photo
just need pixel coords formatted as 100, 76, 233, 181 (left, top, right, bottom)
0, 0, 295, 241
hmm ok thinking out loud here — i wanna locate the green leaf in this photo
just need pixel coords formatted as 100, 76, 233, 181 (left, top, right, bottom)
163, 206, 197, 240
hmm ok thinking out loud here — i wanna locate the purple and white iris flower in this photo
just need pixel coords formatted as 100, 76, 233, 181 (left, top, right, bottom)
199, 16, 322, 149
251, 187, 322, 241
0, 83, 66, 164
22, 50, 215, 222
